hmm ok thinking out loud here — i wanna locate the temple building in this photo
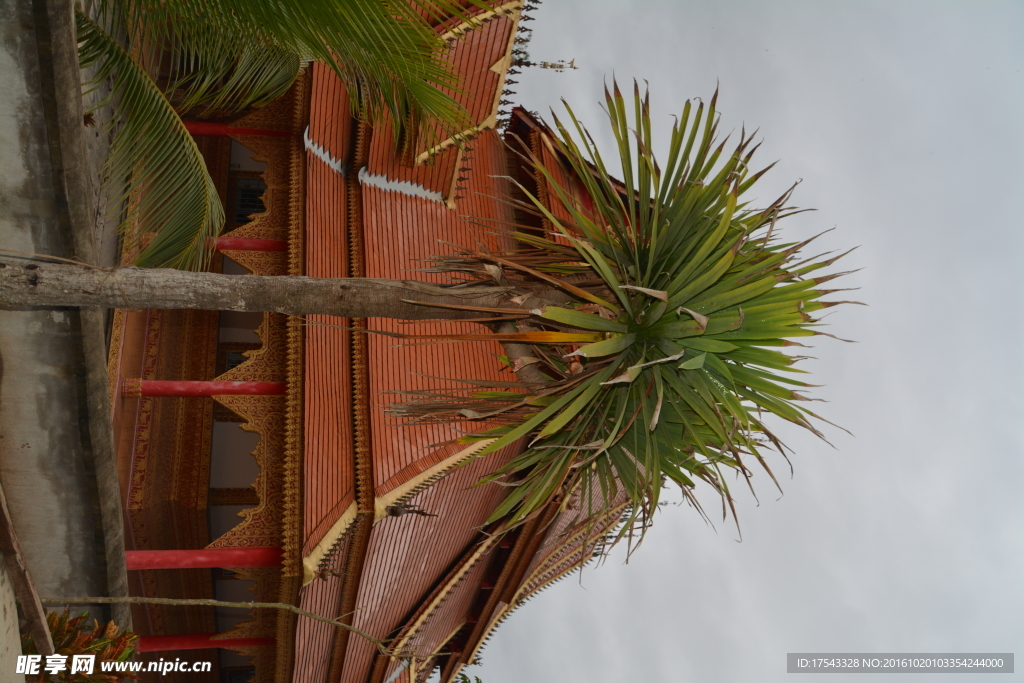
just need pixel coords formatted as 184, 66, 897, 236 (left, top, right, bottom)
106, 3, 626, 682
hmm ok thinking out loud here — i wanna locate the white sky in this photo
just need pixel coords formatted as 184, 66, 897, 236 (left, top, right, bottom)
466, 2, 1024, 682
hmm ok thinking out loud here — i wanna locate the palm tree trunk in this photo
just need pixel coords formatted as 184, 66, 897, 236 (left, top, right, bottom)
0, 258, 514, 320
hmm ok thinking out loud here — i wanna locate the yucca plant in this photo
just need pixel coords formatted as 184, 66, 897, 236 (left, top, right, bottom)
21, 608, 138, 682
386, 81, 858, 535
79, 0, 485, 270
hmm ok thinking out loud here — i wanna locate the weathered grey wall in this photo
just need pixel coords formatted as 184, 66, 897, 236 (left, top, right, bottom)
0, 0, 108, 594
0, 560, 19, 683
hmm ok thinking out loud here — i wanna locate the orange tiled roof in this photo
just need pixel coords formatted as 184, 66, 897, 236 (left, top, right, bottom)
297, 5, 529, 681
303, 69, 356, 559
294, 6, 635, 681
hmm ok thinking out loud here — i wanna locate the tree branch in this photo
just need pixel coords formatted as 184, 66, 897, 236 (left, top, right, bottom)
1, 256, 562, 394
40, 596, 388, 654
0, 258, 512, 320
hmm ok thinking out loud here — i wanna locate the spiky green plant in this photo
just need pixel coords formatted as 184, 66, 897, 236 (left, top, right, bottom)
389, 81, 858, 534
79, 0, 485, 270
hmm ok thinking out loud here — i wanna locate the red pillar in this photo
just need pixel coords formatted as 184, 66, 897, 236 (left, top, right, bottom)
122, 380, 286, 398
126, 547, 283, 570
138, 634, 275, 652
215, 237, 288, 252
183, 121, 292, 138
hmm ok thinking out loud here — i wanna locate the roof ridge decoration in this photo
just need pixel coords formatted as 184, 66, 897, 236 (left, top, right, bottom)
357, 166, 445, 204
372, 439, 495, 518
303, 125, 347, 175
301, 438, 497, 584
463, 503, 630, 667
390, 534, 500, 657
404, 624, 463, 683
437, 0, 522, 42
515, 503, 631, 597
414, 0, 524, 168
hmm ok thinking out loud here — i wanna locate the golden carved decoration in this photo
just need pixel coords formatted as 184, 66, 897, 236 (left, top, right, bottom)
209, 402, 286, 549
119, 305, 221, 650
214, 566, 281, 681
187, 73, 308, 683
207, 314, 288, 548
282, 67, 309, 579
219, 134, 292, 276
121, 378, 142, 397
214, 567, 280, 640
232, 78, 304, 133
106, 308, 127, 402
102, 68, 309, 683
209, 315, 288, 680
220, 247, 289, 276
274, 67, 310, 683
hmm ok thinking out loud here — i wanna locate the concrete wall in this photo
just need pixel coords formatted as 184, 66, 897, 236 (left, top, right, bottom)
0, 0, 122, 663
0, 560, 20, 683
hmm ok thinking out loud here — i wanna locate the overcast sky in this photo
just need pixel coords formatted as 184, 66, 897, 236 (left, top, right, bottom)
462, 2, 1024, 682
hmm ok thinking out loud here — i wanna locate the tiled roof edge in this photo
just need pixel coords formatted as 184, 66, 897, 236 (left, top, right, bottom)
464, 503, 630, 666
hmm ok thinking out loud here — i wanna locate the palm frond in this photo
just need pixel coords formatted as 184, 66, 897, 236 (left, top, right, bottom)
78, 11, 223, 271
158, 19, 303, 118
392, 81, 857, 536
115, 0, 488, 146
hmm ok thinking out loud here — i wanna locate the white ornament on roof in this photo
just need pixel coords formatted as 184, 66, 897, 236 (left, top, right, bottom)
357, 166, 445, 204
302, 126, 346, 175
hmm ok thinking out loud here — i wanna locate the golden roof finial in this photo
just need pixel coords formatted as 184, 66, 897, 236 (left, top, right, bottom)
538, 58, 579, 72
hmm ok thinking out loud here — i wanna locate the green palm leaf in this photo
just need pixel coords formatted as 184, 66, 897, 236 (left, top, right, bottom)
78, 11, 223, 271
81, 0, 490, 271
117, 0, 486, 145
159, 20, 303, 118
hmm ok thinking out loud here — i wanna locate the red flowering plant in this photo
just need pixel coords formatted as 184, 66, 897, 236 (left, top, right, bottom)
20, 608, 139, 682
